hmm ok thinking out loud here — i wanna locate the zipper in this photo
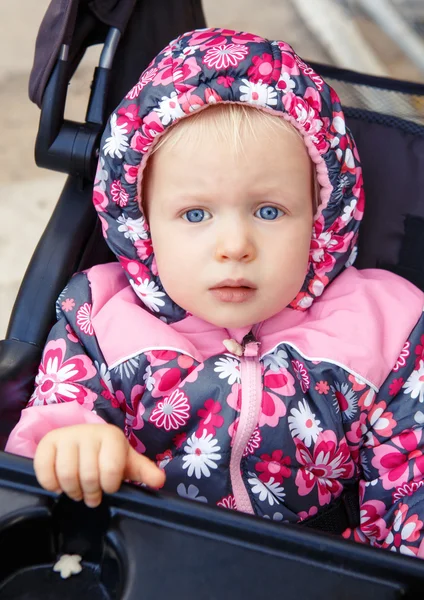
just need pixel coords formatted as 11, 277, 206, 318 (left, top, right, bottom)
229, 331, 262, 514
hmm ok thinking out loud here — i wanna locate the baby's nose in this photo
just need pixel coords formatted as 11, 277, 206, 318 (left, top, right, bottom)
215, 227, 256, 262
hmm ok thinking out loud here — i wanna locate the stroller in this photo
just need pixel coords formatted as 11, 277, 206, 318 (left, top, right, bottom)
1, 0, 424, 597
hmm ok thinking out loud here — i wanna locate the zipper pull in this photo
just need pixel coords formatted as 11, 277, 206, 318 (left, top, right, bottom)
242, 332, 260, 358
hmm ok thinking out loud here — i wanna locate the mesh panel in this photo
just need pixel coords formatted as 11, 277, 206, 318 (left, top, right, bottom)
326, 76, 424, 126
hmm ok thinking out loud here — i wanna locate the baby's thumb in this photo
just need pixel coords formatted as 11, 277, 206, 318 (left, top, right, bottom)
124, 446, 166, 489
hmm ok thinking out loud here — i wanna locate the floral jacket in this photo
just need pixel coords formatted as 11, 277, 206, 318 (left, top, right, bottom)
7, 28, 424, 557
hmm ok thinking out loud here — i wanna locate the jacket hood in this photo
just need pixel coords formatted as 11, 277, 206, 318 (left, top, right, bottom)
93, 27, 364, 324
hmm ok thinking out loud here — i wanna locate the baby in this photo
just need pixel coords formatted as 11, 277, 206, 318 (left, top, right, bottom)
7, 28, 424, 556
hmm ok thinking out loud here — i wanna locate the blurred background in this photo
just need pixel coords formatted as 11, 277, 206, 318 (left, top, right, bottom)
1, 0, 424, 337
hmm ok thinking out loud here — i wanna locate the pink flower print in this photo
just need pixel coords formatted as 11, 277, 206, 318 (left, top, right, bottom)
282, 92, 328, 152
415, 336, 424, 370
393, 341, 410, 372
315, 380, 329, 394
247, 53, 281, 84
196, 399, 224, 438
217, 495, 237, 510
382, 503, 423, 556
173, 432, 187, 449
153, 55, 184, 87
116, 104, 142, 132
345, 413, 367, 463
150, 367, 182, 399
177, 354, 195, 370
100, 379, 118, 407
371, 429, 424, 490
123, 163, 138, 184
348, 374, 367, 392
149, 389, 191, 431
367, 401, 396, 439
304, 86, 323, 112
131, 113, 164, 153
186, 30, 227, 50
147, 350, 178, 367
255, 450, 291, 484
393, 480, 424, 502
28, 339, 96, 407
173, 56, 202, 86
389, 377, 405, 397
76, 302, 94, 336
359, 500, 388, 542
126, 67, 158, 100
217, 75, 234, 88
156, 449, 173, 469
259, 369, 294, 428
295, 430, 355, 506
203, 43, 249, 70
243, 427, 262, 457
291, 360, 310, 393
61, 298, 75, 312
226, 382, 241, 412
65, 324, 79, 343
93, 187, 109, 213
204, 88, 222, 104
110, 180, 129, 208
310, 216, 354, 276
134, 238, 153, 261
279, 49, 301, 75
298, 506, 318, 521
180, 363, 205, 387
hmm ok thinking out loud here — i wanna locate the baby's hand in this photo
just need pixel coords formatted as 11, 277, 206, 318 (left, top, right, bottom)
33, 423, 165, 507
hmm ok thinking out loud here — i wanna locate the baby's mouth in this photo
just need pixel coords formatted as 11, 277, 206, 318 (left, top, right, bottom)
209, 283, 257, 304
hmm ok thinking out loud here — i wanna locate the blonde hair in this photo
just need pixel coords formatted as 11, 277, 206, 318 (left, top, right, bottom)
143, 103, 320, 212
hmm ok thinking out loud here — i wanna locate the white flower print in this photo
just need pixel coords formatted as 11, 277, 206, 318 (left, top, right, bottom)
95, 157, 108, 191
117, 214, 148, 242
263, 512, 284, 521
113, 356, 139, 379
143, 365, 155, 391
154, 92, 185, 125
130, 278, 166, 312
214, 356, 241, 385
332, 381, 358, 419
247, 473, 285, 506
103, 113, 129, 159
403, 362, 424, 403
288, 399, 322, 447
239, 79, 277, 107
177, 483, 207, 503
345, 245, 358, 268
94, 361, 114, 394
263, 348, 289, 372
341, 199, 357, 223
182, 431, 221, 479
277, 72, 295, 93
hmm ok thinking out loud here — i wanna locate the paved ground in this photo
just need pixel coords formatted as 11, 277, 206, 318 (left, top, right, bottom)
1, 0, 422, 337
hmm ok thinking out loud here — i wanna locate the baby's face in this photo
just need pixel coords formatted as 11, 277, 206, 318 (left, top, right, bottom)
145, 115, 314, 329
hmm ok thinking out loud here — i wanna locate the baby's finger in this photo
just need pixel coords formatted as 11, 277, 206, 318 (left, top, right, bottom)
55, 442, 83, 501
124, 446, 166, 489
98, 434, 126, 494
78, 441, 102, 508
34, 439, 61, 493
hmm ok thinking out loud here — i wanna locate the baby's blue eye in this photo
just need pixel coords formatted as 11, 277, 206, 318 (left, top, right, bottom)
255, 206, 284, 220
182, 209, 211, 222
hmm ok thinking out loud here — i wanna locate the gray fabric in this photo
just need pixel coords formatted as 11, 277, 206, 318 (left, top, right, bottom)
28, 0, 136, 108
29, 0, 78, 107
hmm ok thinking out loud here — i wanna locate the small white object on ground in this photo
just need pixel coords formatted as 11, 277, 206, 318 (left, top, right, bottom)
53, 554, 83, 579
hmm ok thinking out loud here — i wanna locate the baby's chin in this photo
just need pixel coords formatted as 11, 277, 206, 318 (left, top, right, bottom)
188, 305, 285, 330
